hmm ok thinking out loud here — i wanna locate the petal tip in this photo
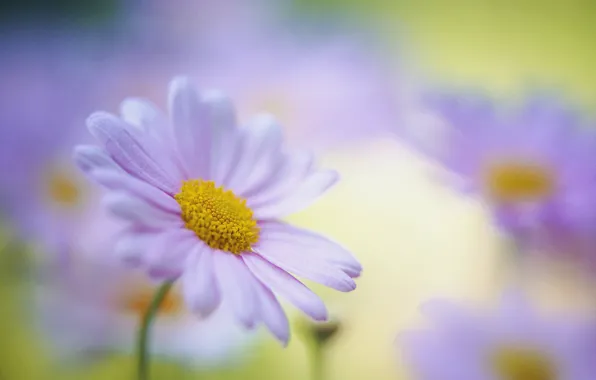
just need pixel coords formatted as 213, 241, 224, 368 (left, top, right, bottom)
169, 76, 196, 93
86, 110, 112, 127
86, 111, 122, 140
278, 334, 290, 347
328, 170, 340, 185
312, 306, 329, 322
252, 112, 279, 126
201, 89, 230, 103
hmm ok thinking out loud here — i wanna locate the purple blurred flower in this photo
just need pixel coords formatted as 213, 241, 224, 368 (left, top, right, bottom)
37, 248, 254, 366
121, 0, 282, 59
193, 32, 401, 151
0, 34, 104, 257
420, 94, 596, 250
120, 0, 402, 151
400, 292, 596, 380
74, 77, 362, 343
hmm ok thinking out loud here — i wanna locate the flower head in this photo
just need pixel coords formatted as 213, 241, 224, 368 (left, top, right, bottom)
421, 94, 596, 247
74, 76, 362, 343
400, 292, 596, 380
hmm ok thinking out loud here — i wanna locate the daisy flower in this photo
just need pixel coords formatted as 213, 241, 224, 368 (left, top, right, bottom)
400, 293, 596, 380
421, 94, 596, 249
73, 76, 362, 343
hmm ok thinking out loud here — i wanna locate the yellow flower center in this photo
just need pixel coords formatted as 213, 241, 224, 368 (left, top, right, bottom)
483, 160, 555, 203
490, 346, 557, 380
44, 168, 82, 207
175, 180, 259, 254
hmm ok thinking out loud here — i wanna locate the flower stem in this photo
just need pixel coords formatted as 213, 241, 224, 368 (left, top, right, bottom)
137, 280, 175, 380
311, 342, 325, 380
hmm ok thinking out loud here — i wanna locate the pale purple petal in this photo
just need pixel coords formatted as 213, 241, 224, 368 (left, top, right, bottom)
114, 229, 154, 267
90, 169, 180, 214
235, 151, 287, 198
240, 150, 313, 201
99, 108, 186, 186
102, 192, 181, 228
400, 329, 484, 380
120, 98, 167, 134
224, 114, 283, 194
213, 252, 259, 328
168, 77, 211, 179
259, 221, 361, 278
87, 111, 180, 194
418, 299, 485, 346
205, 90, 238, 173
250, 169, 338, 219
255, 281, 289, 344
254, 233, 356, 292
146, 229, 196, 280
182, 243, 221, 317
73, 145, 122, 174
120, 97, 188, 180
495, 289, 539, 337
243, 253, 327, 321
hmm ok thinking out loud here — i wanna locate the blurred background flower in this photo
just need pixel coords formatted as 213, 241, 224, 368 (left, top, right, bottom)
400, 292, 596, 380
2, 0, 596, 380
405, 94, 596, 268
35, 248, 255, 372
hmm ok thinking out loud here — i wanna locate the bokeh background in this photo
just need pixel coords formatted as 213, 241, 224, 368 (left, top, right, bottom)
2, 0, 596, 379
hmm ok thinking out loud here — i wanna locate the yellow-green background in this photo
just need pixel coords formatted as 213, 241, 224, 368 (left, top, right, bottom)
3, 1, 596, 379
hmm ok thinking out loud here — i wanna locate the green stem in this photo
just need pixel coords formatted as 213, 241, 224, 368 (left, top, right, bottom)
311, 342, 325, 380
137, 280, 175, 380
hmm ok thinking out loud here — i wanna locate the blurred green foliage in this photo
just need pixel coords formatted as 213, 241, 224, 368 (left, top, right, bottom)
295, 0, 596, 107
